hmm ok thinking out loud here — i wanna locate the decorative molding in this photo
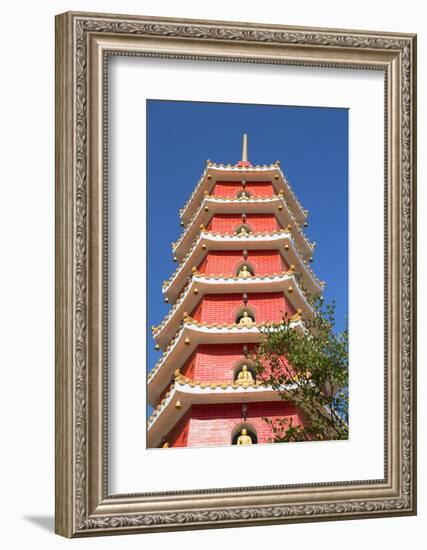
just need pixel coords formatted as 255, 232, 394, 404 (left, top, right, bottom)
82, 496, 409, 531
74, 17, 89, 529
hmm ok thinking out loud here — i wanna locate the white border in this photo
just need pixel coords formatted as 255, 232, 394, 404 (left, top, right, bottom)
108, 57, 384, 494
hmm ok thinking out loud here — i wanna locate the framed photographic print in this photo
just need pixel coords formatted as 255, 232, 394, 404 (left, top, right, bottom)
55, 11, 417, 537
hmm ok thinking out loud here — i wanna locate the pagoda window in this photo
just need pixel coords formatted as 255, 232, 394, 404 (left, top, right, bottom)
235, 306, 256, 327
231, 423, 258, 445
236, 262, 255, 278
233, 361, 257, 383
236, 189, 251, 199
235, 223, 252, 237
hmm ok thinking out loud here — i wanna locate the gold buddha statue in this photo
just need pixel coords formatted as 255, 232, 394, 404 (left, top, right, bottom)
237, 226, 250, 236
237, 428, 253, 445
238, 310, 255, 327
238, 265, 251, 278
240, 190, 249, 199
237, 364, 254, 383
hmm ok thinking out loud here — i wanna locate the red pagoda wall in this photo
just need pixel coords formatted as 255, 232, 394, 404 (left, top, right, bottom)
213, 181, 274, 197
165, 402, 303, 447
207, 213, 280, 233
156, 343, 256, 404
180, 343, 257, 381
157, 342, 289, 402
164, 409, 191, 448
197, 250, 289, 276
190, 292, 295, 325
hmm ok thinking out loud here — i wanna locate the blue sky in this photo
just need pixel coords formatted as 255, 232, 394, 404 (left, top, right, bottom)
147, 99, 348, 382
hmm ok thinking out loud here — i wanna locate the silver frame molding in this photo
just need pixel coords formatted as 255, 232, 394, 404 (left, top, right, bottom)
55, 11, 417, 537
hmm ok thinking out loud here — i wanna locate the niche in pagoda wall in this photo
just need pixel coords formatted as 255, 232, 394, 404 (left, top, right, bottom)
235, 261, 255, 277
184, 402, 301, 447
190, 293, 295, 325
197, 250, 289, 276
231, 423, 258, 445
233, 359, 257, 382
234, 305, 257, 325
188, 343, 258, 381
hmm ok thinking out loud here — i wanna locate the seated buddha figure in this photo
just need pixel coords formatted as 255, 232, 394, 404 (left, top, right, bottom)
237, 364, 254, 383
237, 428, 253, 445
239, 190, 249, 199
237, 225, 250, 236
238, 310, 255, 327
238, 265, 252, 279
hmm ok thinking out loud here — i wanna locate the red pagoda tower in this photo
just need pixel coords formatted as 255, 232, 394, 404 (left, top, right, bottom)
147, 135, 323, 448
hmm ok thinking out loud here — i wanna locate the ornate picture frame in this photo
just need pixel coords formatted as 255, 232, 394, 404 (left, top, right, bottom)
55, 11, 417, 537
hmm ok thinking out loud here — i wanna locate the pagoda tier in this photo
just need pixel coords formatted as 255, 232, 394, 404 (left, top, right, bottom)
149, 397, 303, 449
152, 271, 311, 349
147, 379, 301, 448
163, 231, 322, 303
179, 163, 307, 225
148, 135, 320, 448
147, 318, 304, 406
173, 195, 313, 262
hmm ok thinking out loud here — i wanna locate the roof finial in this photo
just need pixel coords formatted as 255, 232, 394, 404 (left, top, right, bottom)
242, 133, 248, 163
237, 133, 252, 167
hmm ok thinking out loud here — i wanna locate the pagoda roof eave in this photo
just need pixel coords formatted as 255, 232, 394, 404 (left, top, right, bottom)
153, 272, 313, 349
163, 232, 323, 303
147, 382, 296, 448
179, 164, 307, 225
147, 320, 305, 406
173, 195, 313, 262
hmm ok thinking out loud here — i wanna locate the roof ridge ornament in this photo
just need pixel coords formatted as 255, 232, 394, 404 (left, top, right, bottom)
237, 133, 252, 167
242, 133, 248, 162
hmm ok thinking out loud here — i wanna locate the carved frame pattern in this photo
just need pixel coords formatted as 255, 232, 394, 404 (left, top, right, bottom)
55, 11, 416, 537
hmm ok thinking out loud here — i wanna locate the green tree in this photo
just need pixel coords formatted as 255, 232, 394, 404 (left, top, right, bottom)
250, 295, 348, 443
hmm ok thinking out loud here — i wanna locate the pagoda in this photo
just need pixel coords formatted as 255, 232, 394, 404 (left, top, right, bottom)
147, 135, 323, 448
